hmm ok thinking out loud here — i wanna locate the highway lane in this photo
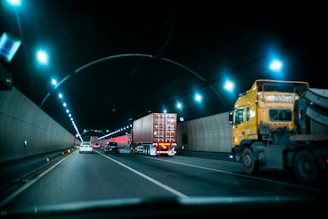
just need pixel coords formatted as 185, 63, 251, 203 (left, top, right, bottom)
1, 148, 327, 213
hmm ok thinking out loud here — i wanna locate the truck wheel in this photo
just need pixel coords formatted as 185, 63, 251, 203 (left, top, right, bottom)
294, 150, 319, 185
242, 147, 259, 174
145, 145, 150, 156
144, 146, 148, 156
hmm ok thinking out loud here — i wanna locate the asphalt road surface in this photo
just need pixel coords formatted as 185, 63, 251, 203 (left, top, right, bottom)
1, 148, 327, 217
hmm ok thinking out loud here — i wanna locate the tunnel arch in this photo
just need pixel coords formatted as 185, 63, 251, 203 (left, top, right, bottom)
40, 53, 226, 110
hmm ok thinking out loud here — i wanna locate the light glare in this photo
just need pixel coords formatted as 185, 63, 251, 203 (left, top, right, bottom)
8, 0, 21, 6
195, 94, 202, 102
51, 79, 57, 85
36, 50, 48, 65
269, 59, 283, 72
224, 81, 234, 92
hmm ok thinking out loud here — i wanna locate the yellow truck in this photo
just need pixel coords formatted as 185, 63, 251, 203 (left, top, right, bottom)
229, 79, 328, 185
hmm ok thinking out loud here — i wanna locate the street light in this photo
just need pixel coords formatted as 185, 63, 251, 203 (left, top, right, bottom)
194, 93, 202, 102
36, 50, 49, 65
269, 59, 283, 72
7, 0, 21, 6
223, 80, 234, 92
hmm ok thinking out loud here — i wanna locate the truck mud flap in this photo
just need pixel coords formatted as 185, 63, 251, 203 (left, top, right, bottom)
305, 88, 328, 109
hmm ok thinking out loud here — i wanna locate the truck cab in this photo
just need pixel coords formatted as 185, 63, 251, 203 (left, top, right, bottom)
228, 79, 328, 185
229, 79, 309, 158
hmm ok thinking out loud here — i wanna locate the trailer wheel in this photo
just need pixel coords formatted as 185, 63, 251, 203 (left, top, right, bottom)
294, 150, 319, 185
144, 145, 149, 156
242, 147, 259, 174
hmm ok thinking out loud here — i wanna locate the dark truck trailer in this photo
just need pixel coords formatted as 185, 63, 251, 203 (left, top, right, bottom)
130, 113, 177, 156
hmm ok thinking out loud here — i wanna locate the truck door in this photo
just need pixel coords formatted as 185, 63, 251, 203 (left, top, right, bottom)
232, 108, 246, 146
243, 105, 257, 140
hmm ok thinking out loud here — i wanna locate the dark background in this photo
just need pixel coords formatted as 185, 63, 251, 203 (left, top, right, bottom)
1, 0, 326, 138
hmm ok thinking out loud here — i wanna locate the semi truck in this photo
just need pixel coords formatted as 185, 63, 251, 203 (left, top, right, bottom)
89, 136, 98, 147
129, 112, 177, 156
229, 79, 328, 185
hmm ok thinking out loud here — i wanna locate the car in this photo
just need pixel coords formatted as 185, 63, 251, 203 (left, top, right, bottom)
79, 142, 93, 154
104, 142, 120, 154
130, 143, 144, 154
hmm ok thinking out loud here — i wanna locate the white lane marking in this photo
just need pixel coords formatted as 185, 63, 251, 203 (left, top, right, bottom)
145, 156, 328, 193
0, 154, 72, 208
97, 151, 189, 198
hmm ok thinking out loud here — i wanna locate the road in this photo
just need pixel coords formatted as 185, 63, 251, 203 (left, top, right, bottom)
1, 148, 327, 216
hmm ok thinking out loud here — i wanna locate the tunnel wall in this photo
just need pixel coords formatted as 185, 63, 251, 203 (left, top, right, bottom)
0, 86, 233, 164
0, 86, 77, 164
176, 112, 232, 153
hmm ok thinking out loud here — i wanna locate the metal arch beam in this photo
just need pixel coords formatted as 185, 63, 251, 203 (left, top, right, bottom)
74, 53, 204, 80
40, 53, 226, 110
39, 74, 72, 108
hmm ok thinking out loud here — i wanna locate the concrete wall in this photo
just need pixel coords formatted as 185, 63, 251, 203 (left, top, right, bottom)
0, 86, 77, 164
176, 112, 232, 153
0, 85, 233, 164
102, 112, 233, 154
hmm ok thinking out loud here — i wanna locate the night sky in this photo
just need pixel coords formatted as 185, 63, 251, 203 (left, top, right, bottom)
1, 0, 326, 138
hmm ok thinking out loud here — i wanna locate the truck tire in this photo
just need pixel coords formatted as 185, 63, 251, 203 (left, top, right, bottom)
294, 150, 319, 185
242, 147, 259, 174
145, 145, 149, 156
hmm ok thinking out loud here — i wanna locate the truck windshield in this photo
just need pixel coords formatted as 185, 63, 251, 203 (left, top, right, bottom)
269, 109, 292, 122
256, 80, 309, 97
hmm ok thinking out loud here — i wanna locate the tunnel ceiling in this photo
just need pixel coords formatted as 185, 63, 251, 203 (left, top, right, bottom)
0, 1, 326, 137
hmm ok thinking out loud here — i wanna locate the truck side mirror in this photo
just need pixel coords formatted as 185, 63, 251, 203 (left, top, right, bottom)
228, 111, 234, 125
